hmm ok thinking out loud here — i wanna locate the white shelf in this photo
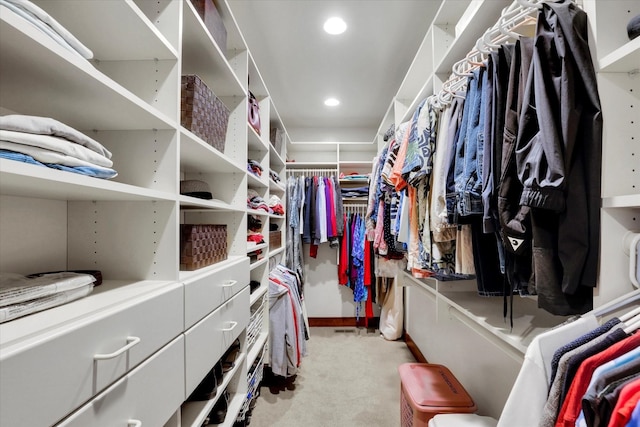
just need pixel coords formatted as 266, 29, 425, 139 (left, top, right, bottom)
180, 352, 247, 427
269, 178, 285, 192
269, 144, 286, 169
0, 159, 175, 202
219, 389, 248, 427
248, 125, 269, 151
31, 0, 178, 61
602, 194, 640, 208
180, 130, 245, 174
247, 242, 268, 253
339, 160, 373, 168
179, 196, 244, 212
286, 161, 338, 169
250, 283, 268, 306
269, 246, 285, 257
339, 178, 369, 184
599, 34, 640, 73
181, 0, 244, 97
247, 171, 268, 188
250, 256, 268, 271
247, 208, 269, 216
403, 272, 568, 354
0, 4, 177, 131
434, 0, 509, 74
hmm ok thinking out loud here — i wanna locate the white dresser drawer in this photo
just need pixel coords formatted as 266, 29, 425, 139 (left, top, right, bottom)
184, 285, 249, 396
57, 335, 185, 427
183, 257, 250, 328
0, 282, 184, 427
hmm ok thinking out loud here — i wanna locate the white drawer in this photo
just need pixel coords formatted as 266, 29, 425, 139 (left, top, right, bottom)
0, 282, 184, 427
56, 335, 185, 427
184, 285, 249, 396
183, 257, 250, 329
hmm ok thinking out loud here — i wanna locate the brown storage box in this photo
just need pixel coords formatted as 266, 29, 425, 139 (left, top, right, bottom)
180, 224, 227, 271
399, 363, 477, 427
190, 0, 227, 52
269, 231, 281, 250
181, 74, 229, 153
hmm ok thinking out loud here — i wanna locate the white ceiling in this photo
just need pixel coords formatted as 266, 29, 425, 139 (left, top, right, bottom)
227, 0, 443, 143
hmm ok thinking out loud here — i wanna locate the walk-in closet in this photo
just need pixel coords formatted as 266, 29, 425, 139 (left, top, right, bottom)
0, 0, 638, 426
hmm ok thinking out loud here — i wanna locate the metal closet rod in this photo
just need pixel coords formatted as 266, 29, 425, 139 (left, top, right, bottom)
286, 168, 338, 177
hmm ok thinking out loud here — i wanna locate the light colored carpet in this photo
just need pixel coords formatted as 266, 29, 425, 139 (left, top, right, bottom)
247, 327, 416, 427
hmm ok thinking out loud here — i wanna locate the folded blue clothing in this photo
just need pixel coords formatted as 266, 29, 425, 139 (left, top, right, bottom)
0, 149, 117, 179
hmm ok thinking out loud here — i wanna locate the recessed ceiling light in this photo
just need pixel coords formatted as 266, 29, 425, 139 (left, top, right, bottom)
324, 98, 340, 107
323, 17, 347, 35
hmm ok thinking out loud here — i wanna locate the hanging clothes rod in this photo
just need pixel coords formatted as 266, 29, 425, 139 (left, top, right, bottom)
286, 168, 338, 177
343, 203, 369, 216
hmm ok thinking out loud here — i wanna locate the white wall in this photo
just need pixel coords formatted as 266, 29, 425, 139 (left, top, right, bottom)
302, 243, 381, 318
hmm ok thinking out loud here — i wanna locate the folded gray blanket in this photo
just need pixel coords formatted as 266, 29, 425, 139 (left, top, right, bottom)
0, 114, 111, 159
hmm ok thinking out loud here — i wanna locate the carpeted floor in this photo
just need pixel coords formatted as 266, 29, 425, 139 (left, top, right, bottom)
246, 326, 416, 427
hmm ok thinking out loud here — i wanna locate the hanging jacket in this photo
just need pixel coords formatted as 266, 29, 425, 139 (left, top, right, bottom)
516, 0, 602, 315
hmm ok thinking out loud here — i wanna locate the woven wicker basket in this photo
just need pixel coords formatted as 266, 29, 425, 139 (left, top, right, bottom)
181, 74, 229, 153
269, 230, 281, 250
180, 224, 228, 271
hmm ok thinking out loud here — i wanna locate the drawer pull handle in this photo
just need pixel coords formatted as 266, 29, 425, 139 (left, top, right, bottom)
221, 280, 237, 288
127, 420, 142, 427
222, 321, 238, 332
94, 336, 141, 360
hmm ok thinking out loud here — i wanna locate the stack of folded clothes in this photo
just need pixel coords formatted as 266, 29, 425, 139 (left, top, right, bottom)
268, 195, 284, 216
341, 185, 369, 199
269, 169, 281, 184
247, 189, 269, 213
0, 271, 98, 323
0, 115, 117, 179
247, 159, 263, 178
1, 0, 93, 60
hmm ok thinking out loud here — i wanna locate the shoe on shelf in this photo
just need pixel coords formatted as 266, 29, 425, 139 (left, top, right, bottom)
187, 365, 218, 402
222, 339, 241, 373
207, 390, 229, 425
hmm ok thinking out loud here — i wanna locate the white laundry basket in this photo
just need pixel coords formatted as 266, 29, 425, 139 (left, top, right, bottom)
428, 413, 498, 427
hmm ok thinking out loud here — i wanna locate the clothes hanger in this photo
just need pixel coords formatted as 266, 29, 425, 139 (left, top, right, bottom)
623, 316, 640, 334
452, 57, 474, 77
619, 304, 640, 323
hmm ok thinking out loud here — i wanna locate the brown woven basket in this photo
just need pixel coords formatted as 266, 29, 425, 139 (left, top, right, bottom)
181, 74, 229, 153
269, 230, 282, 250
180, 224, 228, 271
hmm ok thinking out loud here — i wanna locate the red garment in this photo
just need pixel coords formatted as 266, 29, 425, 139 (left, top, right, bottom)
556, 331, 640, 427
608, 378, 640, 427
309, 243, 318, 258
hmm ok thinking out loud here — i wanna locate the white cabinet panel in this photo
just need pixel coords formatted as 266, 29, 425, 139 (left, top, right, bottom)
0, 283, 183, 427
183, 257, 250, 328
57, 336, 185, 427
184, 286, 250, 397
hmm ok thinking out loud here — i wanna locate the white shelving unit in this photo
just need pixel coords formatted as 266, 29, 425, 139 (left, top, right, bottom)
372, 0, 640, 419
0, 1, 288, 426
